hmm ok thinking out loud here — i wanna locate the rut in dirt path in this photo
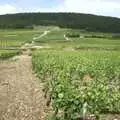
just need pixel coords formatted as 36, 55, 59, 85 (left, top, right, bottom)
0, 54, 48, 120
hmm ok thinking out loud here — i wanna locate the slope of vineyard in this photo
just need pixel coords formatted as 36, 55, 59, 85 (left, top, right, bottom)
0, 26, 120, 119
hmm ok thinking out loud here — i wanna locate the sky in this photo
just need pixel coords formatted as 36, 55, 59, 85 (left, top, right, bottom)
0, 0, 120, 18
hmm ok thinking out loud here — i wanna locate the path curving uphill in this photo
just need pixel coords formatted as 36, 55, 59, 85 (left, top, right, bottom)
33, 31, 50, 40
0, 30, 50, 120
64, 34, 69, 41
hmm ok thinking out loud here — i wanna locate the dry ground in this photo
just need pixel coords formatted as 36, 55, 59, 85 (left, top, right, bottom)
0, 54, 48, 120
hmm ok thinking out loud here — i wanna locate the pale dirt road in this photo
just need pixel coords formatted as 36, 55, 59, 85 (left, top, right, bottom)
21, 30, 51, 50
0, 54, 48, 120
64, 34, 69, 41
33, 31, 50, 40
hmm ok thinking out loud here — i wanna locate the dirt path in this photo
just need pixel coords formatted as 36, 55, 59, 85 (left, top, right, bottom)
64, 34, 70, 41
0, 53, 48, 120
0, 29, 51, 120
33, 31, 50, 40
21, 30, 51, 50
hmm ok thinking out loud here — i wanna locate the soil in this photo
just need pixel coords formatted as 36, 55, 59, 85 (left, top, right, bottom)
0, 53, 49, 120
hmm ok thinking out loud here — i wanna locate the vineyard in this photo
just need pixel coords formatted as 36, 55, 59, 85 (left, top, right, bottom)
0, 26, 120, 119
32, 50, 120, 119
0, 29, 44, 59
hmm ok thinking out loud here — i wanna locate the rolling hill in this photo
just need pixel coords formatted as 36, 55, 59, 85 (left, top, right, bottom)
0, 12, 120, 33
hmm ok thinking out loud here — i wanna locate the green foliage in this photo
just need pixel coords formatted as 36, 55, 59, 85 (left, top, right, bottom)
66, 32, 80, 38
0, 13, 120, 33
0, 50, 20, 59
32, 50, 120, 119
84, 35, 107, 38
34, 28, 120, 51
112, 34, 120, 39
0, 29, 43, 48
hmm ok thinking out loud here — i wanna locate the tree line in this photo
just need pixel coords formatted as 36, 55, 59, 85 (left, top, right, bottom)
0, 12, 120, 33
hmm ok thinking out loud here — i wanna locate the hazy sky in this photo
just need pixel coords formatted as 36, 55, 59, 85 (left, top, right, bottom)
0, 0, 120, 18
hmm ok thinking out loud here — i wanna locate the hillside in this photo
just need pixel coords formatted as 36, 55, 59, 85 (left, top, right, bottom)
0, 12, 120, 33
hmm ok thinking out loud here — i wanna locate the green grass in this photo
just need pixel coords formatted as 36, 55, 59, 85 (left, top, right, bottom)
72, 38, 120, 51
34, 28, 66, 43
0, 50, 20, 59
34, 28, 120, 51
0, 29, 44, 48
0, 28, 47, 59
1, 27, 119, 51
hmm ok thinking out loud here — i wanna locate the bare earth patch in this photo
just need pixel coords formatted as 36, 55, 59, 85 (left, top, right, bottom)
0, 55, 48, 120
